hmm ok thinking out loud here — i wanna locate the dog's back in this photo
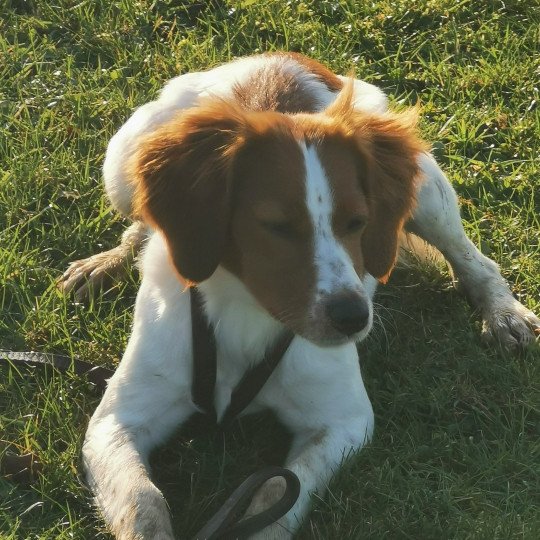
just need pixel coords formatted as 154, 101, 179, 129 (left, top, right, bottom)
103, 54, 387, 218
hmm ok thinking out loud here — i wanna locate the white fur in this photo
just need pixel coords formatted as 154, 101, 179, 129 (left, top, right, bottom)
84, 231, 374, 539
302, 143, 373, 342
83, 54, 540, 540
303, 143, 360, 296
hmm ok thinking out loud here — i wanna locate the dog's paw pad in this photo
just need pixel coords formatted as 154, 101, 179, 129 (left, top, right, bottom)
482, 299, 540, 351
245, 476, 287, 517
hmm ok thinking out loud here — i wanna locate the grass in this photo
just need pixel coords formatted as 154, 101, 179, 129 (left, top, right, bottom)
1, 0, 539, 538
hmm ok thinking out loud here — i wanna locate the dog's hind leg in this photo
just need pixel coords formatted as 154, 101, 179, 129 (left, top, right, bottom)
58, 220, 148, 300
406, 153, 540, 349
60, 73, 205, 301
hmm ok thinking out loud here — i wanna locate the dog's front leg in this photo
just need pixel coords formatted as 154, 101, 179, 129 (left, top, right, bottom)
84, 414, 182, 540
245, 346, 374, 539
245, 422, 372, 539
407, 153, 540, 349
83, 272, 196, 540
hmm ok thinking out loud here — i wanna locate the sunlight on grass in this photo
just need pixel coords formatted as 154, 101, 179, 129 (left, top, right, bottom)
1, 1, 539, 538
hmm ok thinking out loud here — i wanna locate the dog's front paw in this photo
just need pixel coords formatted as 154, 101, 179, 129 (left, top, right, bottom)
112, 485, 175, 540
58, 247, 131, 301
482, 297, 540, 350
244, 477, 295, 540
248, 522, 294, 540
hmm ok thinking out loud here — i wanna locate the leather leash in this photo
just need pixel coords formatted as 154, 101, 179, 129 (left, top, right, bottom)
0, 349, 113, 389
1, 287, 300, 538
190, 287, 295, 425
191, 466, 300, 540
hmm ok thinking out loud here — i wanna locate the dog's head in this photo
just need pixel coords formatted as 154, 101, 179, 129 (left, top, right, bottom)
133, 84, 426, 346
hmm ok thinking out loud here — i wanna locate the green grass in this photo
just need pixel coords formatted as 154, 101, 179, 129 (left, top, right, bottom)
1, 0, 539, 538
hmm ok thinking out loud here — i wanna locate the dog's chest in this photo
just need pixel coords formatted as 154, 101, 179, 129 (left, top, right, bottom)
207, 296, 285, 420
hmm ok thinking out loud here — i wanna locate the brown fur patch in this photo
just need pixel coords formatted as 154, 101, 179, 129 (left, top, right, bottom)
315, 137, 370, 275
222, 130, 316, 334
354, 110, 427, 282
232, 63, 319, 114
277, 52, 344, 92
232, 53, 344, 115
133, 99, 298, 283
295, 81, 428, 282
133, 97, 318, 334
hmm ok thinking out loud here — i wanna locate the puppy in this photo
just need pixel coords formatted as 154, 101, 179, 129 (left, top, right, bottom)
77, 53, 539, 539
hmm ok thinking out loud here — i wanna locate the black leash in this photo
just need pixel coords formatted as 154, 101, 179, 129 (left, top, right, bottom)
190, 287, 295, 425
191, 466, 300, 540
0, 349, 113, 389
190, 286, 218, 421
1, 288, 299, 538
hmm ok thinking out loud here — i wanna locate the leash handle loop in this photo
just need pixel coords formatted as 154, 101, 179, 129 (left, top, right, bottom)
192, 466, 300, 540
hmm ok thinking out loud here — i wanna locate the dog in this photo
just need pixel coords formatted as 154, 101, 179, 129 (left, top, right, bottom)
69, 53, 539, 539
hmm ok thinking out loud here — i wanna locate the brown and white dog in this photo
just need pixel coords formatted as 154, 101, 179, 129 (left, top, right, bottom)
68, 53, 539, 539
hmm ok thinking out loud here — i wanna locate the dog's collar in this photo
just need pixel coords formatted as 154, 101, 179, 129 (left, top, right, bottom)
190, 287, 294, 425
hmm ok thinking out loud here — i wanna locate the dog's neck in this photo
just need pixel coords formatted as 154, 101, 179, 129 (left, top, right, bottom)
143, 233, 284, 360
198, 266, 285, 361
196, 267, 287, 420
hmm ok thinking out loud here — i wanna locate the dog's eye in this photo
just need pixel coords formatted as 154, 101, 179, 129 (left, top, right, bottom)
346, 217, 367, 234
261, 220, 294, 239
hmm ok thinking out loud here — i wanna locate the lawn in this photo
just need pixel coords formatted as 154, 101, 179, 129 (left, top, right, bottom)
1, 0, 539, 538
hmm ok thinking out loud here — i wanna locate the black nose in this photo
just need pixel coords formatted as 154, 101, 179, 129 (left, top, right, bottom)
326, 295, 370, 336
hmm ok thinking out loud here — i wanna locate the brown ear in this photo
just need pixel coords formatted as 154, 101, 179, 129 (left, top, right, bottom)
132, 101, 247, 283
358, 110, 426, 283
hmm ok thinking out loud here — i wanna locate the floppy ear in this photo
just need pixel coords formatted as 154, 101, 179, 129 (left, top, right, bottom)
359, 110, 426, 283
133, 101, 247, 283
326, 82, 426, 282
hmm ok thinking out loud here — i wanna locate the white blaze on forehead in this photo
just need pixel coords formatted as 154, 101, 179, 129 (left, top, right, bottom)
301, 143, 362, 298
